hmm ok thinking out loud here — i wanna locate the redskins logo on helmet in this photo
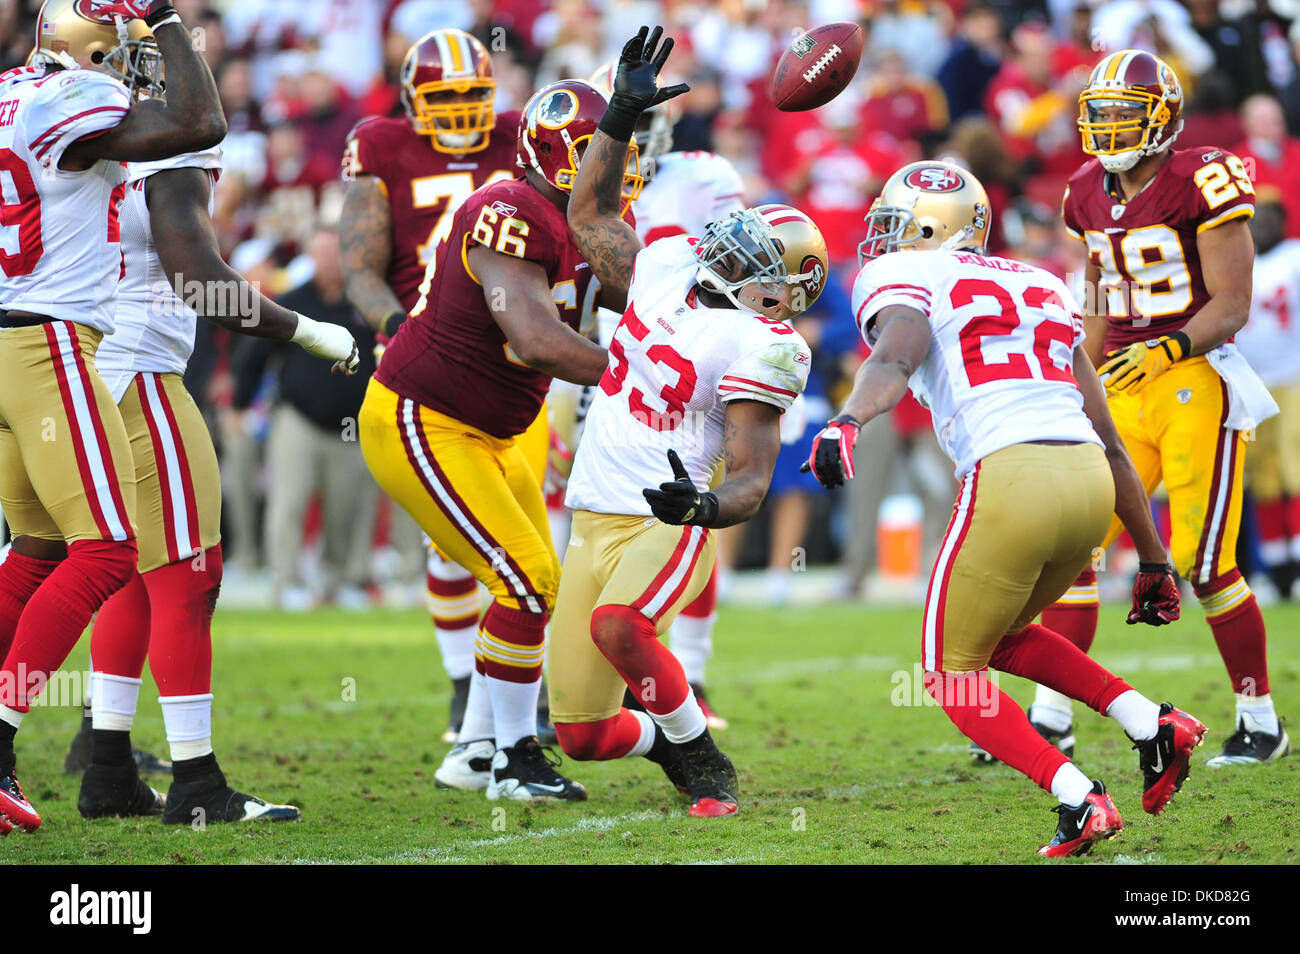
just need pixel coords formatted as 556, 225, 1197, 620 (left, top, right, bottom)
34, 0, 162, 98
588, 60, 677, 174
695, 204, 829, 318
517, 79, 643, 203
859, 161, 991, 264
1078, 50, 1183, 173
401, 28, 496, 154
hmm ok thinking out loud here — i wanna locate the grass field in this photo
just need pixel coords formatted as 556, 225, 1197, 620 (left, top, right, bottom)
5, 600, 1296, 865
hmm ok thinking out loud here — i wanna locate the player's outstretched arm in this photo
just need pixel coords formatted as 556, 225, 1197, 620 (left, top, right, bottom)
64, 3, 226, 167
470, 245, 608, 385
150, 167, 359, 374
568, 25, 688, 308
340, 175, 404, 336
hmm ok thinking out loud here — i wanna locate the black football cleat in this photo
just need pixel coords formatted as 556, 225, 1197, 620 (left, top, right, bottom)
690, 683, 729, 731
486, 736, 587, 801
644, 724, 690, 795
1132, 702, 1206, 814
162, 767, 300, 825
78, 761, 165, 819
1206, 713, 1289, 767
441, 676, 471, 744
679, 733, 739, 818
64, 715, 172, 775
1038, 780, 1122, 858
0, 771, 41, 833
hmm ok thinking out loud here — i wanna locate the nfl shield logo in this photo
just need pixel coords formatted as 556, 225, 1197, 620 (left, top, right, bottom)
1111, 204, 1125, 220
1177, 389, 1193, 404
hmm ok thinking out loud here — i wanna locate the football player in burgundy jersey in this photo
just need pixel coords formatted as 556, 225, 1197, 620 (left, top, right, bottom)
359, 79, 642, 801
340, 29, 530, 747
0, 0, 227, 834
1029, 50, 1288, 767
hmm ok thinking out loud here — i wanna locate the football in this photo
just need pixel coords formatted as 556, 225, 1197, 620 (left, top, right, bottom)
771, 21, 865, 112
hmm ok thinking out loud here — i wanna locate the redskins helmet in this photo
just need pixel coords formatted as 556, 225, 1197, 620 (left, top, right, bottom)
588, 60, 676, 174
1078, 50, 1183, 173
518, 79, 643, 202
401, 28, 495, 153
33, 0, 162, 98
695, 204, 829, 318
859, 161, 991, 265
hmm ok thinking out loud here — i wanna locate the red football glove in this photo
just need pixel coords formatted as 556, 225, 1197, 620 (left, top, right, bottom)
1128, 562, 1181, 626
802, 415, 861, 488
96, 1, 175, 22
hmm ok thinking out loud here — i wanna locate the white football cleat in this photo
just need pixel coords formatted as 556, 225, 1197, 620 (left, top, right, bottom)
434, 739, 494, 791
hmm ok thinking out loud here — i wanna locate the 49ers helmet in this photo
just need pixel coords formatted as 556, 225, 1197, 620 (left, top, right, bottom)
518, 79, 643, 202
695, 204, 829, 317
33, 0, 162, 99
859, 161, 991, 265
401, 28, 496, 153
1078, 50, 1183, 173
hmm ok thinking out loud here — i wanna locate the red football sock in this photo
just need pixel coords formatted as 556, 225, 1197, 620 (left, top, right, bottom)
89, 571, 151, 679
591, 604, 689, 715
679, 565, 717, 619
0, 551, 60, 661
925, 669, 1068, 792
479, 601, 546, 684
990, 623, 1131, 714
428, 569, 478, 629
1, 539, 137, 711
1196, 570, 1269, 696
1040, 567, 1099, 653
554, 710, 647, 761
143, 545, 222, 696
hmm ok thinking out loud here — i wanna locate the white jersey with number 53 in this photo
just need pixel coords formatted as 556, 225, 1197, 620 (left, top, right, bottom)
0, 66, 130, 332
566, 235, 812, 517
852, 249, 1102, 478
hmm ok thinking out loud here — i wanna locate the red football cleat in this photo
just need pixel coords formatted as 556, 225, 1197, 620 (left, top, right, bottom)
689, 796, 739, 819
1038, 780, 1122, 858
1134, 703, 1207, 815
680, 736, 739, 819
0, 772, 42, 833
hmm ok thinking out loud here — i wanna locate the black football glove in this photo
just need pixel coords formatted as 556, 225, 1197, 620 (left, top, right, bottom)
599, 25, 691, 142
1128, 562, 1181, 626
642, 450, 718, 526
799, 415, 861, 488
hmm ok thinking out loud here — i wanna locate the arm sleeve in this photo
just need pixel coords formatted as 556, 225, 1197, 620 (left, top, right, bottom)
24, 70, 131, 168
851, 253, 935, 345
717, 337, 811, 411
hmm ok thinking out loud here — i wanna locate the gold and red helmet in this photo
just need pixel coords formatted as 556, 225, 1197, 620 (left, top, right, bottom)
695, 204, 829, 318
401, 28, 495, 153
1078, 50, 1183, 173
517, 79, 643, 202
859, 161, 991, 264
33, 0, 162, 99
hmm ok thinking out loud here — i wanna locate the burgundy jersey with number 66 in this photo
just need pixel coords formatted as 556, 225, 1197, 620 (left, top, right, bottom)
1062, 147, 1255, 354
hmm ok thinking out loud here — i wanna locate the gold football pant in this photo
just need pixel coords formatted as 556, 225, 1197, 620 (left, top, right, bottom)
0, 323, 135, 543
1245, 381, 1300, 502
925, 442, 1114, 673
548, 510, 715, 723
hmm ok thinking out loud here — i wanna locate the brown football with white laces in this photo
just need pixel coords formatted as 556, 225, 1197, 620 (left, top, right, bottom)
771, 21, 864, 112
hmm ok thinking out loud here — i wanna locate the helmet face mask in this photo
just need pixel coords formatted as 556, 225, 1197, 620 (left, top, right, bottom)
858, 161, 990, 266
695, 206, 828, 319
401, 29, 496, 153
1078, 50, 1183, 173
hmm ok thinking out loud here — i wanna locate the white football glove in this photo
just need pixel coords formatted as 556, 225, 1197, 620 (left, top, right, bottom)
292, 313, 360, 376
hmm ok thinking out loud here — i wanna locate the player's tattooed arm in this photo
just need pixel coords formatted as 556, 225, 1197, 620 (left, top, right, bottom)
837, 305, 932, 426
470, 246, 609, 385
712, 400, 783, 527
1180, 218, 1253, 355
340, 175, 404, 334
567, 129, 642, 311
1074, 346, 1167, 564
63, 15, 225, 168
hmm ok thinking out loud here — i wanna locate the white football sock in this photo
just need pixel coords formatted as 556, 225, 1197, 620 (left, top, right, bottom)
435, 624, 476, 681
457, 669, 494, 744
90, 672, 141, 732
626, 710, 657, 758
649, 691, 707, 744
487, 675, 540, 750
160, 693, 214, 761
0, 705, 24, 731
1030, 685, 1074, 732
670, 613, 716, 686
1049, 761, 1095, 808
1105, 689, 1160, 741
1236, 693, 1279, 736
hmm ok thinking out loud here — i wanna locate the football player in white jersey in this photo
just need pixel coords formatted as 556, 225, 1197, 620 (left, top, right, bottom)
0, 0, 232, 834
557, 28, 825, 817
805, 160, 1205, 856
1237, 191, 1300, 597
47, 22, 356, 823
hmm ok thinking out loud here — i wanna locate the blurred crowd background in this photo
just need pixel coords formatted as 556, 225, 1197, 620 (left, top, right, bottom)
1, 0, 1297, 608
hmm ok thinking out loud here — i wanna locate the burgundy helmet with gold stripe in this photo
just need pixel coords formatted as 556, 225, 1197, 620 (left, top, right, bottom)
1078, 49, 1183, 173
401, 28, 496, 153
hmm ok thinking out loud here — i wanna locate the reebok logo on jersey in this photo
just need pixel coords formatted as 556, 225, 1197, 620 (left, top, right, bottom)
490, 200, 517, 217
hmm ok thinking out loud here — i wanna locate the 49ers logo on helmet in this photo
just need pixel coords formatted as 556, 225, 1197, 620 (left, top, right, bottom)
799, 255, 825, 298
904, 166, 964, 193
74, 0, 119, 23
